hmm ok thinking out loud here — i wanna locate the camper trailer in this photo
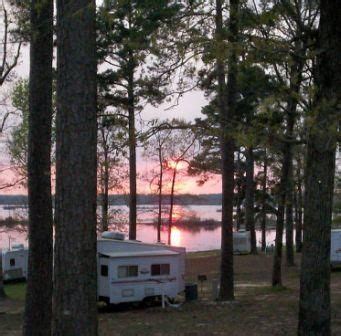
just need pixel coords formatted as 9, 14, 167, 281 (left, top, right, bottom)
233, 230, 251, 254
331, 229, 341, 268
97, 232, 186, 305
1, 244, 28, 281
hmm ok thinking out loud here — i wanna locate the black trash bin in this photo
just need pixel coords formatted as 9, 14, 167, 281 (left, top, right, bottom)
185, 283, 198, 301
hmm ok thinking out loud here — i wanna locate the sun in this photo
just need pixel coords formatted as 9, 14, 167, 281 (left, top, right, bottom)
167, 160, 187, 170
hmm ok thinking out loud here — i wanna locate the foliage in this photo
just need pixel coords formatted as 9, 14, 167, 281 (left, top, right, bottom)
97, 0, 182, 112
7, 79, 29, 181
7, 79, 56, 184
97, 114, 128, 194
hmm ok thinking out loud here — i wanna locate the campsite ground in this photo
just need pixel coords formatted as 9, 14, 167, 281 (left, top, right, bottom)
1, 251, 341, 335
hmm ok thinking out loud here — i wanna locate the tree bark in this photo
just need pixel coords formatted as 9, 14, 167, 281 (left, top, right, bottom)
0, 252, 6, 298
293, 181, 299, 249
101, 168, 109, 232
53, 0, 98, 334
298, 1, 340, 334
273, 37, 304, 281
245, 146, 257, 254
284, 40, 304, 267
272, 151, 289, 287
261, 150, 268, 252
100, 134, 109, 232
216, 0, 238, 301
126, 3, 137, 240
168, 165, 177, 245
128, 63, 137, 240
235, 151, 243, 231
157, 144, 163, 242
23, 0, 53, 334
295, 153, 303, 252
285, 151, 295, 266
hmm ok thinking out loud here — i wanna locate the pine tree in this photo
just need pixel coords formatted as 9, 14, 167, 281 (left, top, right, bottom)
97, 114, 127, 232
23, 0, 53, 334
97, 0, 181, 239
298, 0, 340, 334
215, 0, 239, 301
53, 0, 98, 334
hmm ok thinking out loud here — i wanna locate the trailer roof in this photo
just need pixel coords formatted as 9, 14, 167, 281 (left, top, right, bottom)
98, 238, 171, 247
99, 250, 179, 258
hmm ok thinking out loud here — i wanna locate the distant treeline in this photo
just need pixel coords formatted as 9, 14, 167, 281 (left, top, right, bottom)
0, 193, 222, 206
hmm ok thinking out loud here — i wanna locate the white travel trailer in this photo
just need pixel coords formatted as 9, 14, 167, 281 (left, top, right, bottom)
97, 232, 186, 305
331, 229, 341, 268
1, 244, 28, 281
233, 230, 251, 254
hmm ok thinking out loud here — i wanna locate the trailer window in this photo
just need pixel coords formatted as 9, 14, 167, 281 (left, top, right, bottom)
101, 265, 108, 277
10, 258, 15, 266
151, 264, 170, 276
118, 265, 138, 278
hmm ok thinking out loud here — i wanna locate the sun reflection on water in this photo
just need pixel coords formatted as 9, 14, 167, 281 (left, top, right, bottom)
171, 226, 182, 246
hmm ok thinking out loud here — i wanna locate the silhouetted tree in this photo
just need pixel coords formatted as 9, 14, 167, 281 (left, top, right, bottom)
298, 1, 340, 334
216, 0, 239, 301
97, 0, 181, 239
97, 114, 127, 232
53, 0, 98, 334
23, 0, 53, 334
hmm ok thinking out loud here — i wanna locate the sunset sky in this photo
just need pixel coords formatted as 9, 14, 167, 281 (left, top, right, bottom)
0, 46, 222, 195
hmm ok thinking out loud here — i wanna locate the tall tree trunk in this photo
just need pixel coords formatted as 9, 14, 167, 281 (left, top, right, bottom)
245, 146, 257, 253
53, 0, 98, 334
168, 165, 177, 245
127, 4, 137, 240
100, 128, 109, 232
236, 151, 242, 231
0, 251, 6, 298
101, 159, 109, 232
157, 145, 163, 242
216, 0, 238, 301
273, 38, 304, 282
285, 153, 295, 266
295, 154, 303, 252
285, 41, 304, 267
261, 149, 268, 252
293, 181, 299, 249
236, 180, 242, 231
272, 151, 289, 287
23, 0, 53, 334
128, 65, 137, 240
298, 1, 340, 334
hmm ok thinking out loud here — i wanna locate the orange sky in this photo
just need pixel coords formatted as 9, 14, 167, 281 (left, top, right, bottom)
0, 164, 221, 195
1, 46, 214, 196
138, 173, 222, 195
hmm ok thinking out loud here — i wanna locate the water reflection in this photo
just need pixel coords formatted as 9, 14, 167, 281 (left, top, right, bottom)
170, 227, 182, 246
0, 204, 287, 252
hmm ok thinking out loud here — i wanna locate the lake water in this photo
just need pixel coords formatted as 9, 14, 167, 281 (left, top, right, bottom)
0, 204, 281, 251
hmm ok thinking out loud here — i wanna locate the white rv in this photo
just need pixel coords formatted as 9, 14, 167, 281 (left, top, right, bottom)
233, 230, 251, 254
1, 244, 28, 281
331, 229, 341, 268
97, 232, 186, 305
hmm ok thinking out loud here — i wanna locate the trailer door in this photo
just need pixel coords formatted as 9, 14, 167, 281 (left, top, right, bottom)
98, 257, 110, 302
331, 232, 341, 264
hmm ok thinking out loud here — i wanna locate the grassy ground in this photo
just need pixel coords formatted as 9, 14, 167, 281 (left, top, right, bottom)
4, 283, 26, 301
1, 252, 341, 335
